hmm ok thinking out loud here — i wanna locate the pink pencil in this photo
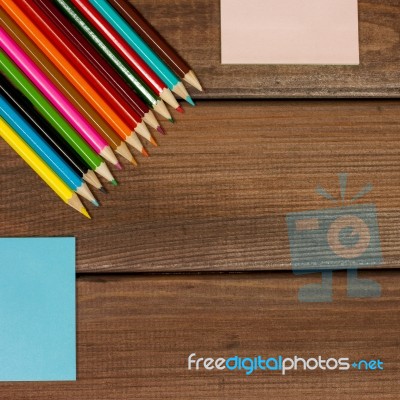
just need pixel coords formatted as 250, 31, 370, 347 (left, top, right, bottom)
0, 26, 120, 168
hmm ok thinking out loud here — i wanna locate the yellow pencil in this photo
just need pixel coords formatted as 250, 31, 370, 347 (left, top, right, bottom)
0, 117, 91, 219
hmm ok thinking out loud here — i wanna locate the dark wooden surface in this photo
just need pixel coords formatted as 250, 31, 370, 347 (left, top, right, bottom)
1, 1, 400, 397
133, 0, 400, 99
0, 272, 398, 399
2, 100, 399, 273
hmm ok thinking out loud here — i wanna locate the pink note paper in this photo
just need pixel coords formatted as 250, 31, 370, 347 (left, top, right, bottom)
221, 0, 359, 65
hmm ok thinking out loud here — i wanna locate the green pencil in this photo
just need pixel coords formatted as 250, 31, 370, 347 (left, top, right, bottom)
0, 50, 115, 183
53, 0, 172, 121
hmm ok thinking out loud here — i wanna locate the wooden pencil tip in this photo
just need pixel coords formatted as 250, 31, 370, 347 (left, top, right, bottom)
99, 186, 108, 194
186, 96, 196, 106
150, 137, 158, 147
92, 200, 100, 207
169, 118, 175, 123
184, 70, 203, 91
157, 125, 166, 135
142, 147, 150, 157
176, 105, 185, 113
131, 157, 138, 166
81, 207, 91, 219
111, 179, 118, 186
115, 162, 123, 170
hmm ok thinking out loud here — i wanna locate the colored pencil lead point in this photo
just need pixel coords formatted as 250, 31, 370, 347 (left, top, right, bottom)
131, 157, 138, 166
115, 162, 123, 170
157, 126, 166, 135
81, 207, 91, 219
185, 71, 203, 91
142, 147, 150, 157
91, 200, 100, 207
111, 179, 118, 186
169, 118, 175, 123
99, 187, 107, 194
176, 105, 185, 113
150, 137, 158, 147
186, 96, 196, 106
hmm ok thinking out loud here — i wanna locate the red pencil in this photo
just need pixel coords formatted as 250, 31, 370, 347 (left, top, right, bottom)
21, 0, 154, 144
32, 0, 164, 134
71, 0, 182, 112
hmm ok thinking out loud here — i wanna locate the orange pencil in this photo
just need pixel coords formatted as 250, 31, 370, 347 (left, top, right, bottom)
1, 0, 150, 156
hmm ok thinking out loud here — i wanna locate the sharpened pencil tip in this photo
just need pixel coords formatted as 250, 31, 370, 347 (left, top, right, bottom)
111, 179, 118, 186
157, 125, 166, 135
91, 200, 100, 207
176, 105, 184, 113
81, 207, 91, 219
142, 147, 150, 157
131, 158, 138, 166
168, 118, 175, 123
99, 186, 107, 194
115, 162, 123, 170
186, 96, 195, 106
150, 137, 158, 147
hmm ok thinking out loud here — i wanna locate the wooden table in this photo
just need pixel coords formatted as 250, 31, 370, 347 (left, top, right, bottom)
0, 1, 399, 398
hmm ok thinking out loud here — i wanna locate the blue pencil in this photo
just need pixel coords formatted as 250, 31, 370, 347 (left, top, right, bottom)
88, 0, 194, 106
0, 95, 99, 206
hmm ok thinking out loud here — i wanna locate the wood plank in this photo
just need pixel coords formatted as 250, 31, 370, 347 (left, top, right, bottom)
132, 0, 400, 98
1, 100, 400, 273
0, 271, 398, 399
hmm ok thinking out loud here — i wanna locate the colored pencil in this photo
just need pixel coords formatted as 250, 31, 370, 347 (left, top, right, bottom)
0, 27, 120, 168
89, 0, 194, 105
108, 0, 203, 91
0, 74, 104, 191
70, 0, 182, 112
21, 0, 164, 135
0, 94, 98, 206
2, 1, 148, 156
22, 0, 153, 150
53, 0, 173, 121
0, 8, 136, 165
0, 50, 116, 185
0, 117, 91, 219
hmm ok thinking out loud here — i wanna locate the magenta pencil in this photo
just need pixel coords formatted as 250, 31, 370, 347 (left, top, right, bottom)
0, 26, 120, 168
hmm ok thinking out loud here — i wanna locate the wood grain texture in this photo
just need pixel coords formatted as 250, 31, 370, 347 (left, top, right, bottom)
1, 100, 400, 273
130, 0, 400, 98
0, 271, 398, 399
1, 2, 398, 395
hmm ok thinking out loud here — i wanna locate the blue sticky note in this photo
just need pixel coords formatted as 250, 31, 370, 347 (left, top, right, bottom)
0, 238, 76, 381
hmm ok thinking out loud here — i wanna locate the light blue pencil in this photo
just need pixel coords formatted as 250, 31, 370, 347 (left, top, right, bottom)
0, 95, 99, 206
89, 0, 195, 106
